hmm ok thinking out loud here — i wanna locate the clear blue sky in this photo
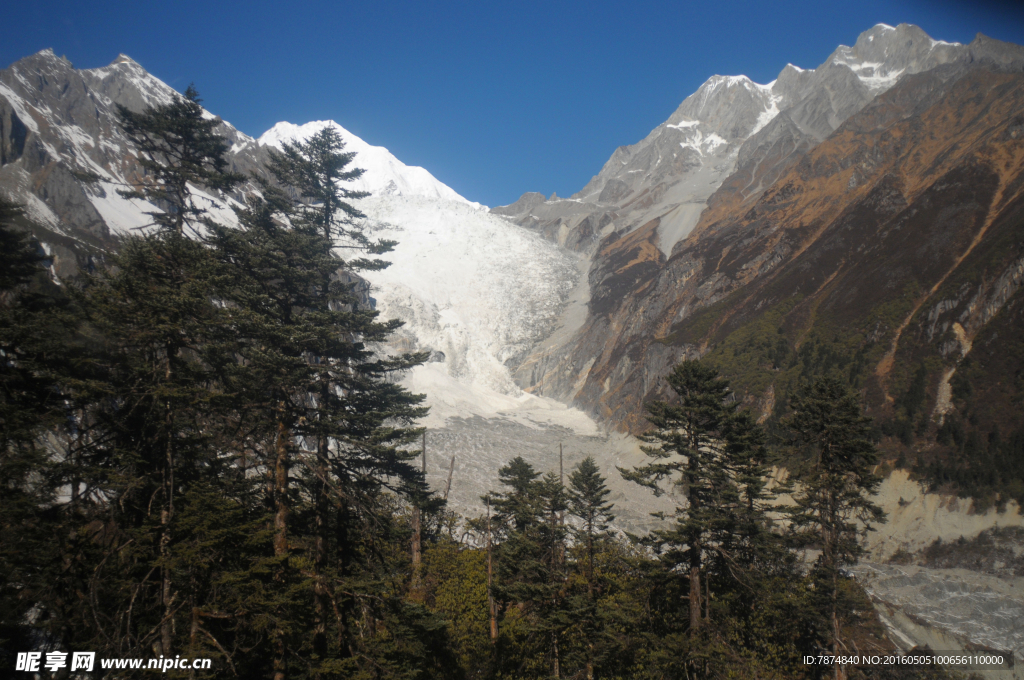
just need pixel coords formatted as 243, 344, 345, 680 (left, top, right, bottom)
5, 0, 1024, 207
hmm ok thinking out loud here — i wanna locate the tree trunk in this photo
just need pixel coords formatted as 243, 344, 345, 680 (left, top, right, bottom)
313, 415, 329, 666
160, 351, 175, 656
552, 633, 560, 679
443, 455, 455, 500
687, 432, 702, 633
829, 490, 844, 680
410, 432, 425, 601
272, 414, 290, 680
487, 499, 497, 643
689, 557, 701, 632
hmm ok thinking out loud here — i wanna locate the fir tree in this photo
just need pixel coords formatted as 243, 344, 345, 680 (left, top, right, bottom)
483, 457, 570, 678
0, 197, 63, 666
75, 232, 229, 658
785, 377, 886, 678
117, 85, 244, 236
566, 456, 615, 680
620, 360, 738, 634
63, 85, 245, 659
568, 456, 615, 593
209, 131, 431, 676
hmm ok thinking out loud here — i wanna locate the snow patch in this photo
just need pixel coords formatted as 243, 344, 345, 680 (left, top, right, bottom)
667, 119, 699, 130
24, 192, 59, 228
750, 93, 783, 136
677, 129, 727, 157
87, 182, 155, 234
0, 82, 41, 134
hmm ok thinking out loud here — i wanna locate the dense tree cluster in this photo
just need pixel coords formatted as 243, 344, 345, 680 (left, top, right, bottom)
0, 88, 966, 679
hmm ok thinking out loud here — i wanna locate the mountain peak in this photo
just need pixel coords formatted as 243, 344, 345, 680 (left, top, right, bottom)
259, 120, 480, 208
111, 54, 141, 67
12, 48, 73, 70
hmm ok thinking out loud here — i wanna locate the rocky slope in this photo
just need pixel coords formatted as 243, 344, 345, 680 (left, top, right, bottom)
500, 26, 1024, 463
0, 49, 268, 278
495, 25, 1024, 662
495, 24, 965, 255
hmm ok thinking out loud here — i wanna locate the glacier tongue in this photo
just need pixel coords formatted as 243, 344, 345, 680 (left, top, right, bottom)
359, 193, 581, 428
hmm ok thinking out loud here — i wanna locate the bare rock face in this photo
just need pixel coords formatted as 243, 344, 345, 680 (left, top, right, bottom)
0, 49, 271, 269
496, 25, 1024, 442
493, 24, 982, 263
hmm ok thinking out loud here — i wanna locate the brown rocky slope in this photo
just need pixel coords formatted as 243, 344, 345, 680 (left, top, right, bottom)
516, 60, 1024, 504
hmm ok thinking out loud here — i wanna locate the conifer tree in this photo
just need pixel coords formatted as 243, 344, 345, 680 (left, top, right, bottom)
209, 129, 431, 676
0, 197, 66, 666
117, 85, 244, 236
567, 457, 615, 680
76, 232, 229, 658
785, 377, 885, 677
64, 85, 245, 659
620, 360, 738, 633
264, 127, 414, 670
722, 408, 787, 574
482, 457, 569, 678
568, 456, 614, 593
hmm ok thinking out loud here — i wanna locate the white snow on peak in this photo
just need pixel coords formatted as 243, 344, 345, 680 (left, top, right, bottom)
750, 93, 783, 136
358, 193, 583, 431
85, 57, 179, 110
831, 50, 907, 93
703, 74, 775, 92
258, 120, 483, 209
694, 73, 778, 117
667, 119, 699, 130
260, 123, 586, 431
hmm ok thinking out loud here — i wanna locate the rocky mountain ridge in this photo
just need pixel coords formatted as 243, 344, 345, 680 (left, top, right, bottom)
500, 25, 1024, 459
0, 50, 483, 276
492, 24, 981, 257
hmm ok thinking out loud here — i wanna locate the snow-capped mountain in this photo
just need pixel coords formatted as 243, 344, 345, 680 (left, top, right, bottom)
258, 120, 483, 208
495, 24, 975, 258
258, 119, 579, 424
0, 50, 642, 523
5, 28, 1024, 654
257, 122, 649, 524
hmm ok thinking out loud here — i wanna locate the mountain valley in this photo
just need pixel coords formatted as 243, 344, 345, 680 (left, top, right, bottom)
3, 23, 1024, 671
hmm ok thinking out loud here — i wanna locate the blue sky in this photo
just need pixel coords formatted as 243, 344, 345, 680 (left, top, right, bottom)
5, 0, 1024, 207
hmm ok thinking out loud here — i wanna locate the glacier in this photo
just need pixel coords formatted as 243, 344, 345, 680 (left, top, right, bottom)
257, 121, 669, 523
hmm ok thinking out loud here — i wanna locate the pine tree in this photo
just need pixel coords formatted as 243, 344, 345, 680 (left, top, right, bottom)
265, 124, 395, 268
482, 456, 568, 678
785, 377, 885, 678
0, 196, 67, 667
76, 232, 229, 657
568, 457, 614, 594
722, 408, 788, 575
620, 360, 738, 634
566, 457, 615, 680
62, 85, 245, 659
117, 85, 244, 236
